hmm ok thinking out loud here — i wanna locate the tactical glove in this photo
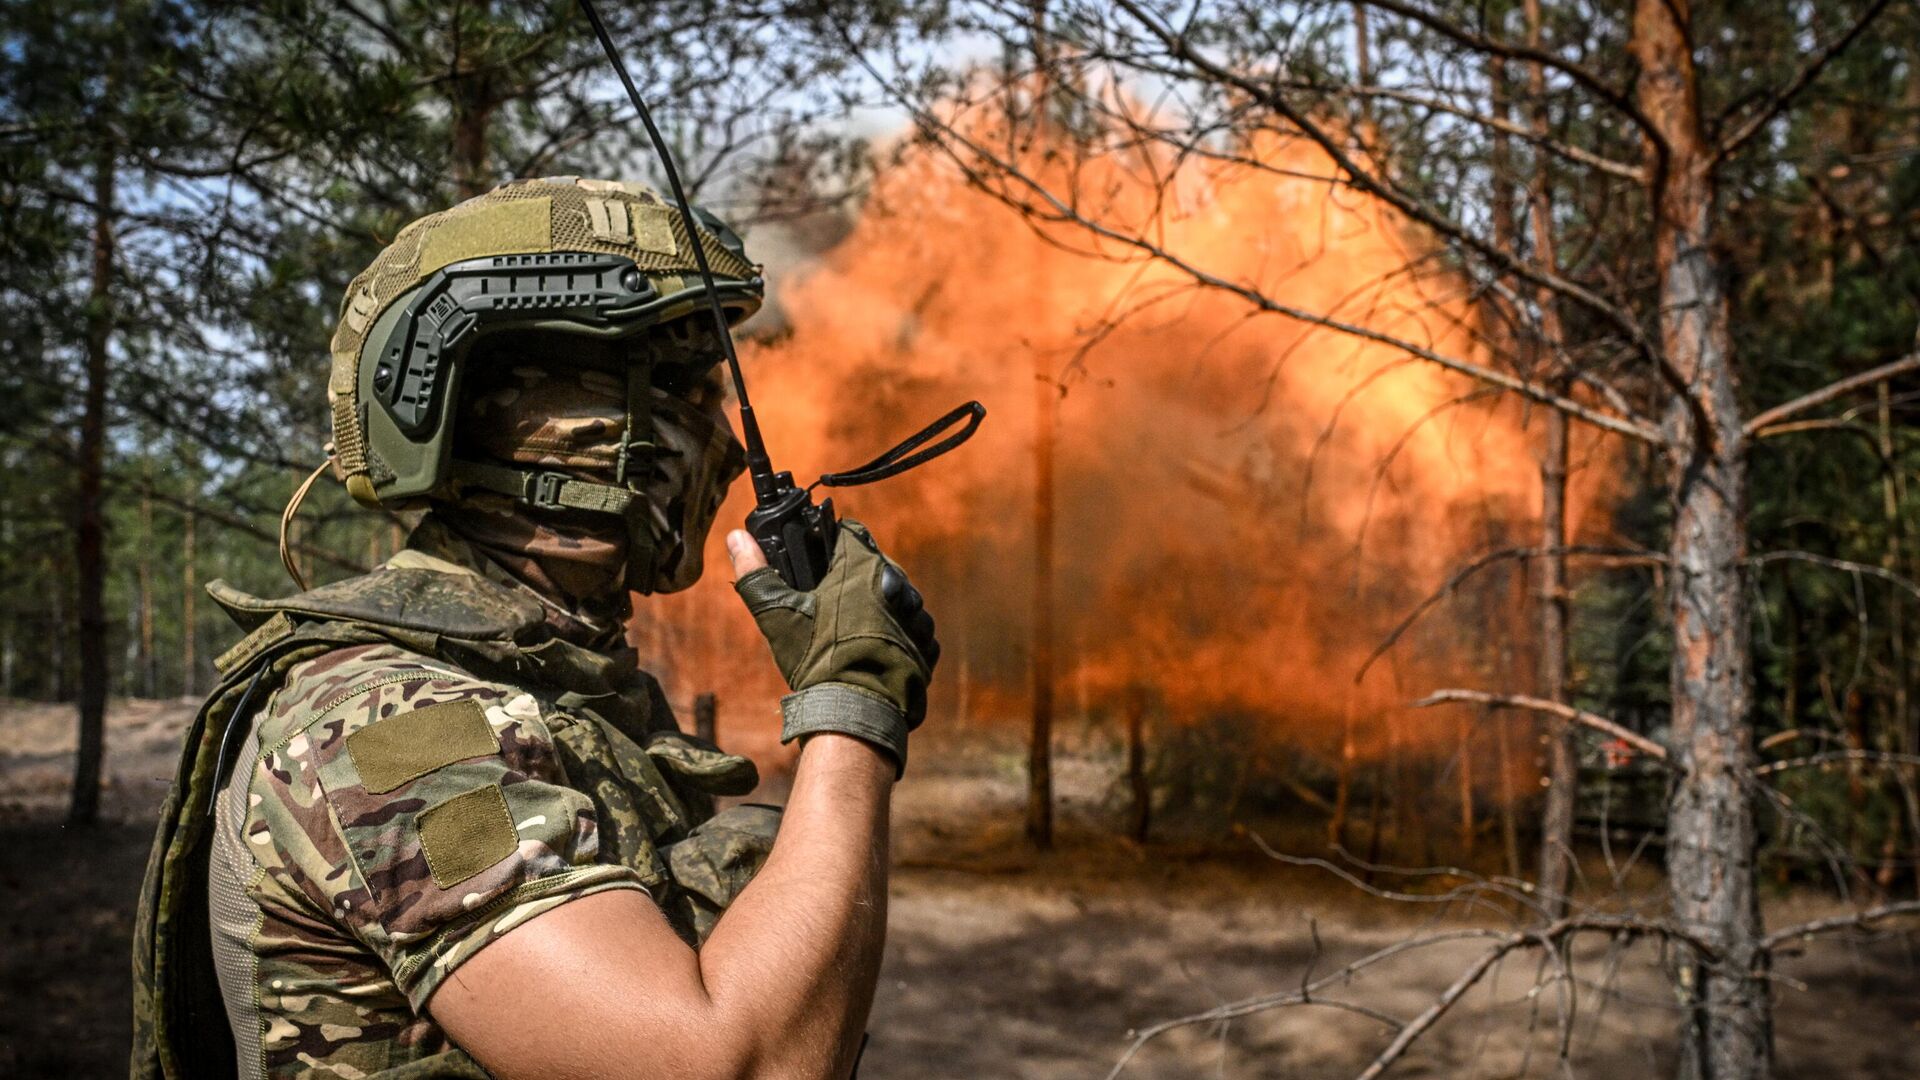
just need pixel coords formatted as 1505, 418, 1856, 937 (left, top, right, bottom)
734, 520, 937, 775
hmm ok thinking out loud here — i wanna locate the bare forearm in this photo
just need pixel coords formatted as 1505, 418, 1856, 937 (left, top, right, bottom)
433, 518, 919, 1080
698, 733, 894, 1077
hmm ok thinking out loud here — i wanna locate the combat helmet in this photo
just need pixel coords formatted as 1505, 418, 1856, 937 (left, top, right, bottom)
326, 176, 761, 531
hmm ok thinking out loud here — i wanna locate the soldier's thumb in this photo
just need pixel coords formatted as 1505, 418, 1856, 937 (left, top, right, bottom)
726, 529, 770, 580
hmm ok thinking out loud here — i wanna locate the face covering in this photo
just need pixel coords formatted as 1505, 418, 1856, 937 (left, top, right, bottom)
644, 388, 747, 592
449, 356, 746, 620
427, 501, 633, 647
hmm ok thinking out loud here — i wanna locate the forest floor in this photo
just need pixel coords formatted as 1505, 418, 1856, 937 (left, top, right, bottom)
3, 698, 1918, 1078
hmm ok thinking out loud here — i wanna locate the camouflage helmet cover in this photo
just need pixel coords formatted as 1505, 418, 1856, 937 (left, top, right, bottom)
328, 175, 761, 510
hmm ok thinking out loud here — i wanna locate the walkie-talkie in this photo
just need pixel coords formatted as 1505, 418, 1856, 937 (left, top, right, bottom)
581, 0, 984, 590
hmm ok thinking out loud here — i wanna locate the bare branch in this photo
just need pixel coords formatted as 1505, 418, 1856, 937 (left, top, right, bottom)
1358, 546, 1665, 680
1111, 0, 1681, 395
14, 428, 367, 574
1749, 550, 1920, 604
1356, 944, 1507, 1080
940, 123, 1663, 442
1414, 690, 1671, 763
1743, 352, 1920, 437
1252, 836, 1544, 918
1761, 900, 1920, 950
1355, 0, 1668, 145
835, 20, 1667, 443
136, 476, 369, 576
1100, 929, 1509, 1080
1103, 911, 1713, 1077
1714, 0, 1898, 163
1754, 750, 1920, 778
1317, 82, 1644, 181
1751, 418, 1884, 449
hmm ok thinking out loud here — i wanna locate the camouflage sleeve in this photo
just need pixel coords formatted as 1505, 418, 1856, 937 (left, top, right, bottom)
249, 645, 647, 1010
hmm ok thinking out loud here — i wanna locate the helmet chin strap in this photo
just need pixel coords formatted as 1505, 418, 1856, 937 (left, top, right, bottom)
446, 459, 659, 585
445, 351, 661, 593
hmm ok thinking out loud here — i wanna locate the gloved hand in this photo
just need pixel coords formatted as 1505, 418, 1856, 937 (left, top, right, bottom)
728, 520, 937, 775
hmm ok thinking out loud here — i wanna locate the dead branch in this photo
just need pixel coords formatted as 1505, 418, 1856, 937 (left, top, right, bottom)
1100, 928, 1505, 1080
1749, 550, 1920, 604
1110, 0, 1683, 398
1102, 913, 1711, 1079
961, 133, 1660, 442
1753, 750, 1920, 778
1355, 944, 1508, 1080
1414, 690, 1670, 763
137, 476, 369, 576
1251, 834, 1543, 920
1306, 82, 1644, 181
16, 427, 367, 574
1353, 0, 1666, 145
1743, 351, 1920, 437
1761, 900, 1920, 951
1751, 418, 1888, 460
1714, 0, 1898, 164
836, 24, 1668, 444
1358, 546, 1665, 681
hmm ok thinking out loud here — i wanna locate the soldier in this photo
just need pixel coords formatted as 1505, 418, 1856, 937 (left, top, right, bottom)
132, 177, 938, 1080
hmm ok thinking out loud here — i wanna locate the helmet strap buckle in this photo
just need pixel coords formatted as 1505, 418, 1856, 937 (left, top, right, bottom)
527, 471, 571, 511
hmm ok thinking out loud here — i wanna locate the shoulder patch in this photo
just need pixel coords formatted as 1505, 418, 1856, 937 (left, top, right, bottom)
418, 785, 518, 888
346, 699, 497, 793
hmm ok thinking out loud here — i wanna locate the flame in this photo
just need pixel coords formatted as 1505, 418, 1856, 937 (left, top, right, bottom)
635, 121, 1616, 799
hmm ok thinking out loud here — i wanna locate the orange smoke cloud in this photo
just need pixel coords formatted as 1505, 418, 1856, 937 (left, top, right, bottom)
635, 123, 1616, 788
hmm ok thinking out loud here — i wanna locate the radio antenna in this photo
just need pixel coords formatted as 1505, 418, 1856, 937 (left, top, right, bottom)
576, 0, 985, 590
576, 0, 777, 493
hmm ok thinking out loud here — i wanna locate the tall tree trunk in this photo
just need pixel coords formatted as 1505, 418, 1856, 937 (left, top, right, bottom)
1496, 702, 1522, 877
1027, 283, 1058, 851
1, 505, 13, 699
69, 149, 116, 826
1448, 709, 1472, 850
50, 547, 69, 701
1526, 0, 1579, 920
1351, 3, 1373, 133
1486, 49, 1526, 879
1025, 0, 1056, 850
1126, 684, 1151, 844
1878, 383, 1919, 895
1536, 402, 1576, 911
1330, 700, 1354, 848
1632, 2, 1768, 1075
955, 644, 973, 729
181, 485, 196, 697
449, 66, 494, 199
137, 446, 155, 697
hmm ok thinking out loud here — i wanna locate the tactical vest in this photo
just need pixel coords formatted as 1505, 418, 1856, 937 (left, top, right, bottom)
131, 563, 775, 1080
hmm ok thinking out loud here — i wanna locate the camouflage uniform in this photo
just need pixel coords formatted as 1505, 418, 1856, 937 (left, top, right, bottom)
134, 177, 780, 1080
135, 527, 775, 1080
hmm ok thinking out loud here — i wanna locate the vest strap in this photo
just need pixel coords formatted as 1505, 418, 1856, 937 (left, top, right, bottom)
213, 611, 297, 676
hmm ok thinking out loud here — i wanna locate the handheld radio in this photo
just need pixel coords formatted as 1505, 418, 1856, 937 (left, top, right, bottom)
578, 0, 985, 590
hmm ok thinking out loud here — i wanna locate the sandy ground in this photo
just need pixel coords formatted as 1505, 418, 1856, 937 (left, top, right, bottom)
3, 699, 1918, 1078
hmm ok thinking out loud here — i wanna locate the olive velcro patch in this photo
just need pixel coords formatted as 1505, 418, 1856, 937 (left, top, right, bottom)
346, 699, 497, 794
417, 196, 552, 279
418, 785, 519, 889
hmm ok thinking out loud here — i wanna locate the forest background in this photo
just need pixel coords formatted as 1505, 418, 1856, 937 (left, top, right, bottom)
3, 1, 1920, 1078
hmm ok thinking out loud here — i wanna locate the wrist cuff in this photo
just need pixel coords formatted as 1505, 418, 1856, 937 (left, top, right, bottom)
780, 683, 909, 778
